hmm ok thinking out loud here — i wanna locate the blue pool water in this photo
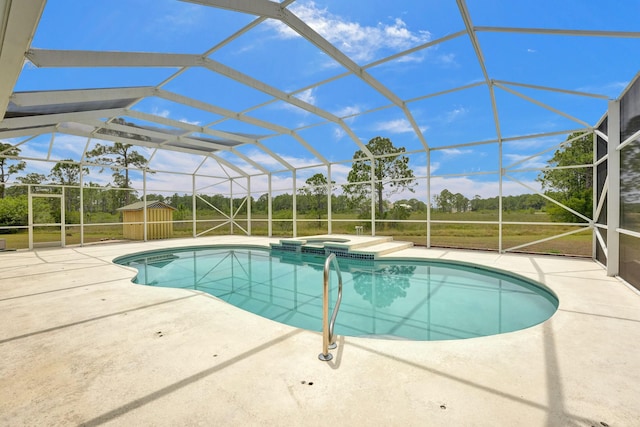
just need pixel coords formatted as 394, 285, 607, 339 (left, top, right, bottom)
114, 246, 558, 341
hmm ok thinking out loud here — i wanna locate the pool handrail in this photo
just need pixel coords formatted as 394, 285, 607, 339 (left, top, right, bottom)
318, 252, 343, 361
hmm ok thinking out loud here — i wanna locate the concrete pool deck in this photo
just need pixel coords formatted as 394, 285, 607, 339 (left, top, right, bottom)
1, 236, 639, 426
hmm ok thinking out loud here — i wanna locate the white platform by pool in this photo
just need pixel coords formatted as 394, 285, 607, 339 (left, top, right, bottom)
271, 234, 414, 258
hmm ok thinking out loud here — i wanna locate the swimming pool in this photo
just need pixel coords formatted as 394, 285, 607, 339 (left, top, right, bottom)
114, 246, 558, 341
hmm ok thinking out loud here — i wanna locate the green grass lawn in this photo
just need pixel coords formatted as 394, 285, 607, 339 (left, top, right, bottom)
0, 210, 594, 256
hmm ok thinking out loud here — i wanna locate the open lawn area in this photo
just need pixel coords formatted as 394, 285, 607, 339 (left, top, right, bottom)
1, 210, 593, 256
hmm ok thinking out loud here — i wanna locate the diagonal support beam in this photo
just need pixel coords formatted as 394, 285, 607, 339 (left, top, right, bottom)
495, 82, 592, 128
0, 125, 57, 139
28, 45, 330, 152
61, 125, 245, 176
254, 141, 294, 171
0, 108, 127, 130
181, 0, 283, 19
229, 148, 269, 174
456, 0, 502, 142
276, 8, 404, 106
28, 48, 368, 159
505, 173, 592, 223
10, 86, 154, 107
493, 79, 610, 100
184, 0, 408, 155
0, 0, 46, 119
203, 57, 341, 123
125, 109, 258, 145
208, 153, 248, 177
503, 131, 591, 170
158, 88, 293, 136
158, 89, 342, 162
27, 49, 205, 68
85, 118, 233, 152
475, 26, 640, 38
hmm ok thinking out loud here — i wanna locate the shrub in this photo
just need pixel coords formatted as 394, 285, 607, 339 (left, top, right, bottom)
0, 196, 28, 226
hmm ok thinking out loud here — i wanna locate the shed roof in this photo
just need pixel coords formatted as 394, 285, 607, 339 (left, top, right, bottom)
117, 200, 177, 211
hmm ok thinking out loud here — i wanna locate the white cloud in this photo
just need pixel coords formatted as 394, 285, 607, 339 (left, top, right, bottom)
435, 52, 458, 67
152, 107, 171, 118
267, 1, 431, 62
45, 134, 88, 160
136, 173, 193, 194
147, 150, 206, 174
503, 135, 566, 151
149, 4, 204, 35
372, 118, 426, 134
242, 150, 286, 169
184, 157, 355, 195
503, 153, 547, 170
424, 105, 468, 128
333, 105, 362, 118
224, 148, 323, 171
363, 172, 543, 204
444, 106, 468, 123
9, 140, 52, 166
527, 48, 537, 53
439, 148, 473, 157
146, 107, 200, 126
273, 88, 318, 115
294, 88, 317, 105
395, 53, 428, 64
179, 118, 201, 126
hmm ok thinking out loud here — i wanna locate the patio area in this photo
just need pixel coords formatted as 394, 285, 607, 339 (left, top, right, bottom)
1, 236, 639, 426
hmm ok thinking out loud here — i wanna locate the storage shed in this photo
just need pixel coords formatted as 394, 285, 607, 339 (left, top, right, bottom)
117, 200, 176, 240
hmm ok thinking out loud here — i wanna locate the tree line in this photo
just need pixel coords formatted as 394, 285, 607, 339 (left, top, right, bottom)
431, 191, 545, 213
1, 131, 595, 229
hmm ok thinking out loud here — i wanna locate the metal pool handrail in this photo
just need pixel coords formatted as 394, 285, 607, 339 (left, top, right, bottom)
318, 253, 343, 362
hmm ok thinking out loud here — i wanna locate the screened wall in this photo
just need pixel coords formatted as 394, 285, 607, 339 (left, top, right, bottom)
618, 77, 640, 288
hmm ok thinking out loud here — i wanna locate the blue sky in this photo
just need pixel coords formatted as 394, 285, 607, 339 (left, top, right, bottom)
7, 0, 640, 201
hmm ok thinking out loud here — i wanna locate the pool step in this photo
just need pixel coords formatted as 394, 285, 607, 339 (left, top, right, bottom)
324, 237, 395, 252
350, 241, 414, 257
270, 234, 413, 259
